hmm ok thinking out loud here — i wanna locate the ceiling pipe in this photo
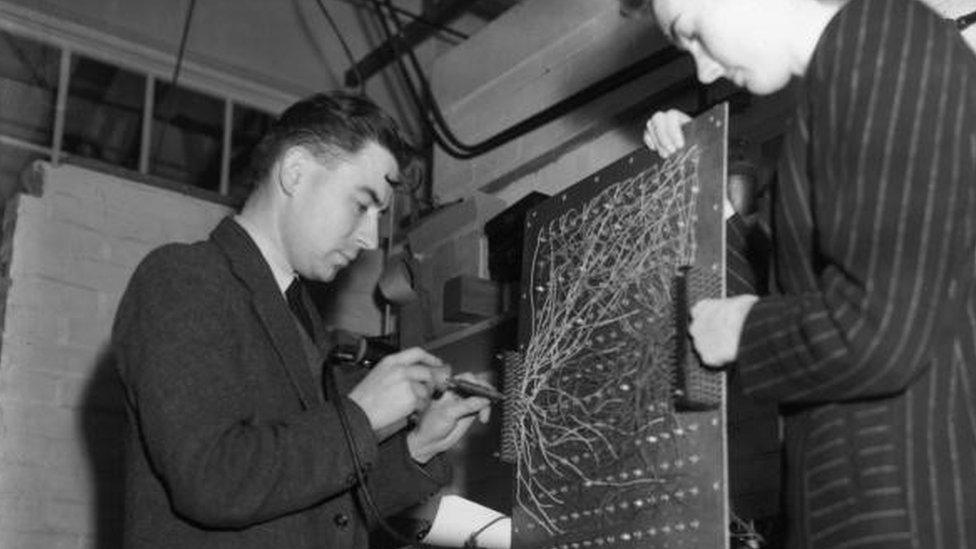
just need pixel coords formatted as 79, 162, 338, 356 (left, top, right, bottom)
344, 0, 480, 87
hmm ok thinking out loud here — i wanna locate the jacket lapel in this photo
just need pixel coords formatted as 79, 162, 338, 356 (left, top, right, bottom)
210, 217, 318, 409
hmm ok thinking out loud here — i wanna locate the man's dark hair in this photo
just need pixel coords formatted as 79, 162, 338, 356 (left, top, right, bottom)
245, 91, 416, 187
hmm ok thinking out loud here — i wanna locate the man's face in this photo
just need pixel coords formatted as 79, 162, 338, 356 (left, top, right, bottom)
653, 0, 793, 95
280, 141, 396, 282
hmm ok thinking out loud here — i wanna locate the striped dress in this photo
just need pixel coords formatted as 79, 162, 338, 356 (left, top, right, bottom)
735, 0, 976, 547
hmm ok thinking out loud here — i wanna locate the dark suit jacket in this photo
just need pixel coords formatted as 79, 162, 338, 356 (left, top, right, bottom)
736, 1, 976, 547
113, 217, 450, 548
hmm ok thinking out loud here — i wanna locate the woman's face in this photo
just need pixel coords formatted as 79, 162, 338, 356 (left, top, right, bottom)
653, 0, 795, 95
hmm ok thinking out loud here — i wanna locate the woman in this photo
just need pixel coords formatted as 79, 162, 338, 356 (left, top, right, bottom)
642, 0, 976, 546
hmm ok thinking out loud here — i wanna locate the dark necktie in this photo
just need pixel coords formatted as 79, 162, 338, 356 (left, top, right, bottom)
285, 278, 314, 338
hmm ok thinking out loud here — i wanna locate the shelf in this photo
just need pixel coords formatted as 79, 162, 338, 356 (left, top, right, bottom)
424, 313, 516, 351
423, 313, 517, 374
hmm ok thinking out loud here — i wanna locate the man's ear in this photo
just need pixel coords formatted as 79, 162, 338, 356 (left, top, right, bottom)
276, 146, 308, 197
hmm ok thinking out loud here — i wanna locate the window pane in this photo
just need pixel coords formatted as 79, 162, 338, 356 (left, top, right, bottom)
228, 104, 274, 203
64, 55, 145, 170
150, 82, 222, 191
0, 30, 59, 146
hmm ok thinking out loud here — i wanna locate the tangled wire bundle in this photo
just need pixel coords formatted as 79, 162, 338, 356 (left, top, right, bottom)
512, 147, 703, 533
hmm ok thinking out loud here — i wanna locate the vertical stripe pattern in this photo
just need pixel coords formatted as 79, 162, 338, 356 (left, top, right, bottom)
735, 0, 976, 547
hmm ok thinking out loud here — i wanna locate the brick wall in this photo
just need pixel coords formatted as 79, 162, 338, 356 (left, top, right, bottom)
0, 162, 228, 548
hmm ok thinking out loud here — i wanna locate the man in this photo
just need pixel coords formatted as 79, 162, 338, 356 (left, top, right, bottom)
641, 0, 976, 546
113, 92, 491, 548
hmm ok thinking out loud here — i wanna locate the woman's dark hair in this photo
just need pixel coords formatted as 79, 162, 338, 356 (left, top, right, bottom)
618, 0, 654, 18
245, 91, 416, 187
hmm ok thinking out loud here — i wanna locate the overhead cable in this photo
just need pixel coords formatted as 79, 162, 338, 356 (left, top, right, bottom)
315, 0, 366, 94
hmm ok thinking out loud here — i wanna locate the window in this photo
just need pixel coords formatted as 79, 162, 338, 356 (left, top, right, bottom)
150, 82, 224, 191
228, 104, 274, 204
64, 55, 145, 170
0, 30, 59, 146
0, 27, 277, 205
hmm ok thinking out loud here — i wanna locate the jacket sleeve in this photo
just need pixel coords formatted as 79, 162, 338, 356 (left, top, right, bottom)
735, 0, 976, 404
115, 247, 383, 528
327, 367, 453, 522
364, 434, 453, 521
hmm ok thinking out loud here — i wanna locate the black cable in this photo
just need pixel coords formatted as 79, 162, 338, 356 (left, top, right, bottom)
330, 0, 468, 42
324, 364, 434, 548
374, 0, 462, 152
367, 1, 433, 140
382, 0, 481, 155
315, 0, 366, 95
375, 0, 686, 159
958, 9, 976, 31
369, 0, 470, 159
366, 0, 460, 209
171, 0, 196, 90
1, 33, 54, 91
464, 515, 507, 548
152, 0, 197, 167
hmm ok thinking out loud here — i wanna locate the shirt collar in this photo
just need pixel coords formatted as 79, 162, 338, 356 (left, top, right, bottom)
233, 214, 294, 295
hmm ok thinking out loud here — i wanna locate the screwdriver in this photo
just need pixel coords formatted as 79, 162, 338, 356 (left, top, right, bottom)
437, 376, 505, 402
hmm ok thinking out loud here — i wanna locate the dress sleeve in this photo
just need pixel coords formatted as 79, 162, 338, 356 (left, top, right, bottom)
735, 0, 976, 404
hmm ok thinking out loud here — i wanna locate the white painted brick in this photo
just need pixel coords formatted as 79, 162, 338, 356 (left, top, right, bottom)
0, 432, 82, 473
0, 162, 230, 548
0, 367, 62, 406
45, 188, 164, 246
5, 277, 101, 316
8, 234, 136, 293
63, 314, 112, 351
1, 334, 104, 377
16, 457, 93, 502
0, 496, 46, 531
41, 498, 93, 533
0, 433, 55, 470
0, 402, 77, 442
3, 305, 68, 345
97, 291, 122, 320
55, 367, 122, 411
103, 237, 154, 271
0, 527, 84, 549
11, 219, 111, 276
0, 494, 94, 537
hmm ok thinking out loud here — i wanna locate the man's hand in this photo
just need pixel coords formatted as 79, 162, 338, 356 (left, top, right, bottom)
406, 373, 493, 464
347, 347, 449, 436
689, 295, 760, 367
